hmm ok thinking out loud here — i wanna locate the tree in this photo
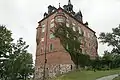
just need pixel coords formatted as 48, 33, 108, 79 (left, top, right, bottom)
102, 51, 113, 69
0, 25, 13, 79
99, 24, 120, 54
78, 53, 90, 67
91, 56, 102, 70
99, 24, 120, 69
54, 23, 90, 69
0, 25, 34, 80
7, 38, 34, 80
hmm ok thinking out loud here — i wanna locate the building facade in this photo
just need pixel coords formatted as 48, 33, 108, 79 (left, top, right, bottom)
35, 0, 98, 79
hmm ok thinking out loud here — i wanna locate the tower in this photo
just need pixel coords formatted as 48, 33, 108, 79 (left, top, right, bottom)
74, 10, 83, 22
63, 0, 75, 14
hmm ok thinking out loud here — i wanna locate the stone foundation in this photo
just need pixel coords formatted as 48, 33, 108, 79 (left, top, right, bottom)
34, 64, 75, 80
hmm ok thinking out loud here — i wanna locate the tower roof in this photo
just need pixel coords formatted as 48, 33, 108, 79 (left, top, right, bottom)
38, 8, 95, 33
78, 10, 83, 17
68, 0, 71, 5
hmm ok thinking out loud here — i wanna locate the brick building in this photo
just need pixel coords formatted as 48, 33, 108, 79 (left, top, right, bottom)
35, 0, 98, 79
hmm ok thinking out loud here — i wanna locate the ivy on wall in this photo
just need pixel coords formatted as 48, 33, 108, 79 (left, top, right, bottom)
53, 23, 90, 68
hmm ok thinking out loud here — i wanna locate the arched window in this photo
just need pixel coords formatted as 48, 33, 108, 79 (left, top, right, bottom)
78, 27, 82, 34
50, 44, 53, 51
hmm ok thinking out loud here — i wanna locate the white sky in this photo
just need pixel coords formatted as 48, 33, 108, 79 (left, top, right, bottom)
0, 0, 120, 62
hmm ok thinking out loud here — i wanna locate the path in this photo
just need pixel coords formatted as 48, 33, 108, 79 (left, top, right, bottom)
96, 74, 118, 80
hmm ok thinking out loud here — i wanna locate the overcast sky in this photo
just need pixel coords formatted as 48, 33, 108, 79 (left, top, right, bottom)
0, 0, 120, 62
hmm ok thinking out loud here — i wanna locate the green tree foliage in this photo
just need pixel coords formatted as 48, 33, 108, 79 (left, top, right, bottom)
0, 25, 13, 79
99, 24, 120, 69
6, 38, 34, 80
99, 24, 120, 54
102, 51, 120, 69
54, 24, 90, 69
102, 51, 113, 68
0, 25, 34, 80
91, 57, 102, 70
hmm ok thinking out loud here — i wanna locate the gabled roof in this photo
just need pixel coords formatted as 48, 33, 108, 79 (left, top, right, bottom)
38, 7, 95, 33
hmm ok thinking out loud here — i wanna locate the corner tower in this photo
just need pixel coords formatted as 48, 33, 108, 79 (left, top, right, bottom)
35, 0, 98, 79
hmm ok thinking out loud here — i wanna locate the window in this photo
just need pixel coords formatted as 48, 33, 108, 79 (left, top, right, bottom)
72, 23, 76, 31
72, 23, 75, 26
42, 27, 45, 32
51, 19, 54, 23
55, 16, 66, 23
50, 33, 55, 39
78, 27, 82, 34
84, 31, 86, 36
41, 47, 43, 53
66, 44, 68, 50
66, 33, 69, 38
66, 23, 69, 27
50, 44, 53, 51
50, 23, 54, 28
42, 24, 45, 32
74, 37, 76, 40
88, 33, 90, 38
42, 24, 45, 28
41, 38, 44, 41
57, 18, 64, 22
66, 19, 69, 23
73, 26, 76, 31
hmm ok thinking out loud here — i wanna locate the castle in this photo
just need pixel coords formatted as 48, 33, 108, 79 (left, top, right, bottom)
35, 0, 98, 79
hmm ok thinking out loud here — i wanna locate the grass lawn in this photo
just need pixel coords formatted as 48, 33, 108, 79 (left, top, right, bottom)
53, 69, 120, 80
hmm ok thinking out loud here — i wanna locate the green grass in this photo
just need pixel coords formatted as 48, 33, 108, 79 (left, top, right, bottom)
53, 69, 120, 80
113, 76, 120, 80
